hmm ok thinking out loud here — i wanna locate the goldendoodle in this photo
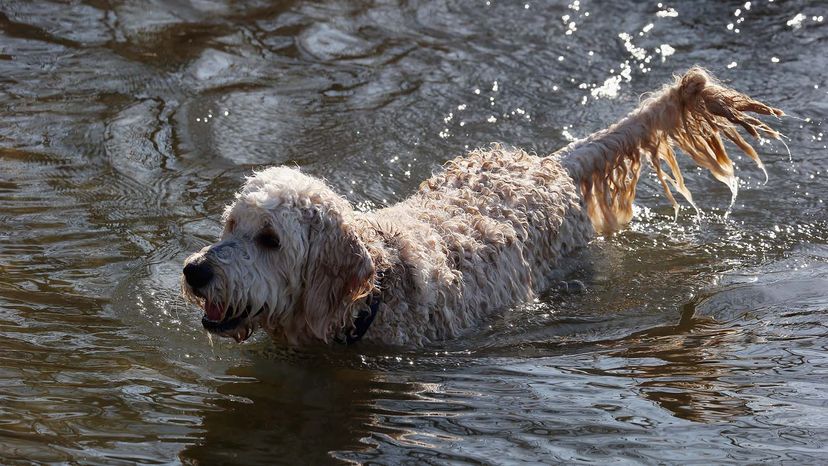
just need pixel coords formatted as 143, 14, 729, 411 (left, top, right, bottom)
182, 68, 783, 346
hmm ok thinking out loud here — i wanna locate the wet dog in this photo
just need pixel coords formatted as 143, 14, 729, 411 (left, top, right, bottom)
182, 68, 782, 346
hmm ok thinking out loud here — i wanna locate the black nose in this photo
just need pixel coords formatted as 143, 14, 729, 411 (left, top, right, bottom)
183, 262, 213, 289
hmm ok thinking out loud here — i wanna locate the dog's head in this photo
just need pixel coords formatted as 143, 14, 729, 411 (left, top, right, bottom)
181, 167, 374, 344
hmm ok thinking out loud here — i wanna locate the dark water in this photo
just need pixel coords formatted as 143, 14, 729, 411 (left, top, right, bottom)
1, 0, 827, 463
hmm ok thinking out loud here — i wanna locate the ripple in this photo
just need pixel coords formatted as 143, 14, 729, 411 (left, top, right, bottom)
297, 22, 378, 61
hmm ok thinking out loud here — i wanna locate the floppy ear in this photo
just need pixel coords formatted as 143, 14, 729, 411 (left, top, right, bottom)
300, 208, 374, 341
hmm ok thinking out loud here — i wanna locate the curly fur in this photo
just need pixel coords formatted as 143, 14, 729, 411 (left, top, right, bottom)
182, 68, 783, 346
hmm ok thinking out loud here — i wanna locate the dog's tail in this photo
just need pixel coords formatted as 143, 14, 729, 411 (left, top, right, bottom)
558, 67, 784, 235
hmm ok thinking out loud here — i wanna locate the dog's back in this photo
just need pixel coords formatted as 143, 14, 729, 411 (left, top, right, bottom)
359, 145, 592, 344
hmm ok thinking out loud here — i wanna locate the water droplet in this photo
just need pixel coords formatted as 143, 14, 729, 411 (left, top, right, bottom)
787, 13, 806, 29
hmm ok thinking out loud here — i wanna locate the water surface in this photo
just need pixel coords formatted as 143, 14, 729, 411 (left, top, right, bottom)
1, 0, 827, 463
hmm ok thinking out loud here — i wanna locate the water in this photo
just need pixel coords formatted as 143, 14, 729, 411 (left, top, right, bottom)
1, 0, 826, 463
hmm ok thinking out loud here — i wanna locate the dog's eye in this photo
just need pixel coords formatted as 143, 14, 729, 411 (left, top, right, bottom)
256, 230, 280, 250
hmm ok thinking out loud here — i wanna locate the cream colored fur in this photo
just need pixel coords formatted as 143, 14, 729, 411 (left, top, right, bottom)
182, 68, 783, 346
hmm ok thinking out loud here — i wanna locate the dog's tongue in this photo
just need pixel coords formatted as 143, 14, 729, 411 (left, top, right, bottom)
204, 301, 224, 321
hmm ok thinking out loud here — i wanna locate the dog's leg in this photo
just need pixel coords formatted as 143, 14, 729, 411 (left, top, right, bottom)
556, 279, 587, 294
557, 67, 784, 235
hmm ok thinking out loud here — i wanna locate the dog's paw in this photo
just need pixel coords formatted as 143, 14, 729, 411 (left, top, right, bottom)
556, 279, 586, 294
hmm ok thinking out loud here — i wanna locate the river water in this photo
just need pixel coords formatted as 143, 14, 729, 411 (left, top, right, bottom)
1, 0, 827, 464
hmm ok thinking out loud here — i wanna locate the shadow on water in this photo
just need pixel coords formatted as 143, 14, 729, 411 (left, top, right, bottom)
180, 357, 382, 464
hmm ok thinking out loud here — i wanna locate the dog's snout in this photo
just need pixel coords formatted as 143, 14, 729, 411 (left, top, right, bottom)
183, 262, 214, 289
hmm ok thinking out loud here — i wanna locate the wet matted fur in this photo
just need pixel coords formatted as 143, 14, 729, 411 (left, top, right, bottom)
182, 68, 783, 346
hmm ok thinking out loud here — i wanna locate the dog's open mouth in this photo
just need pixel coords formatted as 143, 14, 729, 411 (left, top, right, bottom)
200, 301, 264, 342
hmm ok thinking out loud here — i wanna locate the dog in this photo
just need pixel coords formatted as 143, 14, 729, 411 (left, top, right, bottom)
182, 68, 783, 346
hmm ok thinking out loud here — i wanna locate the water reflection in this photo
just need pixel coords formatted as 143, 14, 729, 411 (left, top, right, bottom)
605, 301, 754, 423
181, 357, 382, 464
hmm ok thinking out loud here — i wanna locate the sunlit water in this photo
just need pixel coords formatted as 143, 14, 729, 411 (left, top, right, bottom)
1, 0, 827, 463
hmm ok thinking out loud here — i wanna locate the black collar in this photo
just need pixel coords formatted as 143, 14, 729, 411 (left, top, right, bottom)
343, 290, 381, 344
337, 223, 395, 345
338, 270, 384, 345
